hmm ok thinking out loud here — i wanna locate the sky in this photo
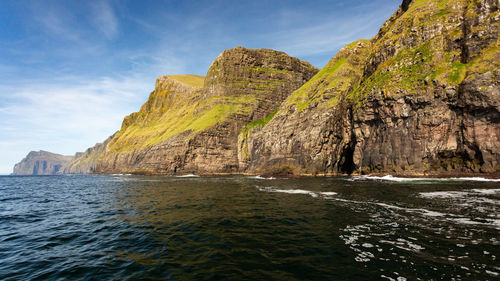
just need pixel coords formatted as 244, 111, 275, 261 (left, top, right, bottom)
0, 0, 401, 174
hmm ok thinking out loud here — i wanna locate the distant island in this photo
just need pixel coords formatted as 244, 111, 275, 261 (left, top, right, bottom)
13, 0, 500, 177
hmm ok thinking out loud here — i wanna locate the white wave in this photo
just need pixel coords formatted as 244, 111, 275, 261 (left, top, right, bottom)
256, 186, 318, 197
470, 188, 500, 194
349, 175, 500, 182
249, 175, 276, 180
380, 238, 425, 252
376, 202, 500, 229
486, 270, 499, 276
256, 186, 337, 198
375, 203, 447, 217
319, 191, 338, 196
349, 175, 431, 182
337, 198, 499, 229
418, 191, 466, 199
454, 177, 500, 182
381, 275, 407, 281
256, 184, 499, 229
419, 189, 500, 199
451, 218, 500, 229
175, 174, 200, 178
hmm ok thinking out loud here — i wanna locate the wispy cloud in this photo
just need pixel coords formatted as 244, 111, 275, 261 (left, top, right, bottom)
266, 1, 398, 62
90, 0, 119, 39
36, 4, 82, 42
1, 75, 150, 135
36, 0, 119, 40
270, 15, 386, 57
0, 37, 189, 174
0, 74, 153, 174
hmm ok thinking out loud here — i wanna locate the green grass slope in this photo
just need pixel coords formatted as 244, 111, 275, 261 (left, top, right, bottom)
106, 77, 258, 153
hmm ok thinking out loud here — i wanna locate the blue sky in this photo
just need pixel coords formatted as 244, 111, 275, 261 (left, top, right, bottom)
0, 0, 401, 174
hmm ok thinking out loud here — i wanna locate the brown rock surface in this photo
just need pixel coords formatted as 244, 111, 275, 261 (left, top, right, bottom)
242, 0, 500, 176
88, 47, 318, 174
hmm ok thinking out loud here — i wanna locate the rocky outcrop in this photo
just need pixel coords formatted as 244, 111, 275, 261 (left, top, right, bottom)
242, 0, 500, 176
13, 151, 74, 175
59, 134, 116, 174
90, 48, 318, 174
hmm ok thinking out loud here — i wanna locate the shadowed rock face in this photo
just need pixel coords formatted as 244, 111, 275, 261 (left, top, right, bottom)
242, 0, 500, 176
82, 47, 318, 174
13, 151, 74, 175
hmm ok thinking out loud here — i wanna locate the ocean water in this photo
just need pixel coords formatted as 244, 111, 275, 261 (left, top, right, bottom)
0, 175, 499, 280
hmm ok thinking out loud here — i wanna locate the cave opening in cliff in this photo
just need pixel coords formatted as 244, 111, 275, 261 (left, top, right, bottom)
339, 144, 356, 175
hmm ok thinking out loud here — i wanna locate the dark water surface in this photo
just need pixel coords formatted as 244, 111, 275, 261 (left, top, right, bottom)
0, 175, 499, 280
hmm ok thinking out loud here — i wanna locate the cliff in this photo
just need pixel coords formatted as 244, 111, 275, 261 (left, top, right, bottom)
88, 48, 318, 174
241, 0, 500, 176
16, 0, 499, 177
12, 151, 74, 175
59, 134, 116, 174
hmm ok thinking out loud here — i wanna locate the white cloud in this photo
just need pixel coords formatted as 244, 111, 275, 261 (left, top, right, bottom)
2, 75, 150, 134
0, 74, 154, 174
267, 1, 398, 59
90, 1, 119, 39
32, 0, 119, 52
36, 4, 82, 43
0, 30, 190, 174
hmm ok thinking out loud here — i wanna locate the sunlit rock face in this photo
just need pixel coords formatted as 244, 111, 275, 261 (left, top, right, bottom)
242, 0, 500, 176
78, 47, 318, 175
59, 134, 115, 174
13, 151, 74, 175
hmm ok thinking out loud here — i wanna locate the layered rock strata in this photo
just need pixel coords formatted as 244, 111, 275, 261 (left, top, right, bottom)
12, 151, 74, 175
241, 0, 500, 176
89, 48, 318, 174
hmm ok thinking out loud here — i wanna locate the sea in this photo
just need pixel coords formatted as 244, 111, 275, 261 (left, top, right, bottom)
0, 174, 499, 280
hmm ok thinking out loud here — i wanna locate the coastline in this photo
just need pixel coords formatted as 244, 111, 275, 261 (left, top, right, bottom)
88, 170, 500, 179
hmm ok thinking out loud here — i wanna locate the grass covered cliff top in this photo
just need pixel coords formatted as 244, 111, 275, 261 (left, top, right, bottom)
103, 46, 318, 154
272, 0, 500, 116
168, 74, 205, 88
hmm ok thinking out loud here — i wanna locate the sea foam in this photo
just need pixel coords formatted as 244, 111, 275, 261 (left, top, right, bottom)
349, 175, 500, 182
176, 174, 200, 178
256, 186, 337, 198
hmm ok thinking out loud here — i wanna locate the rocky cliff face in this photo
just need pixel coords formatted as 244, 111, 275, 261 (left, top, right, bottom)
13, 151, 74, 175
20, 0, 498, 177
59, 134, 116, 174
242, 0, 500, 176
89, 48, 318, 174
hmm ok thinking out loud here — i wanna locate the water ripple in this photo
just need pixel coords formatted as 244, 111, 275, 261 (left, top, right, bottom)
0, 175, 498, 280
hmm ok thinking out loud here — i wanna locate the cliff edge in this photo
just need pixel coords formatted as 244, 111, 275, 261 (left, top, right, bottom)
241, 0, 500, 176
88, 48, 318, 174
